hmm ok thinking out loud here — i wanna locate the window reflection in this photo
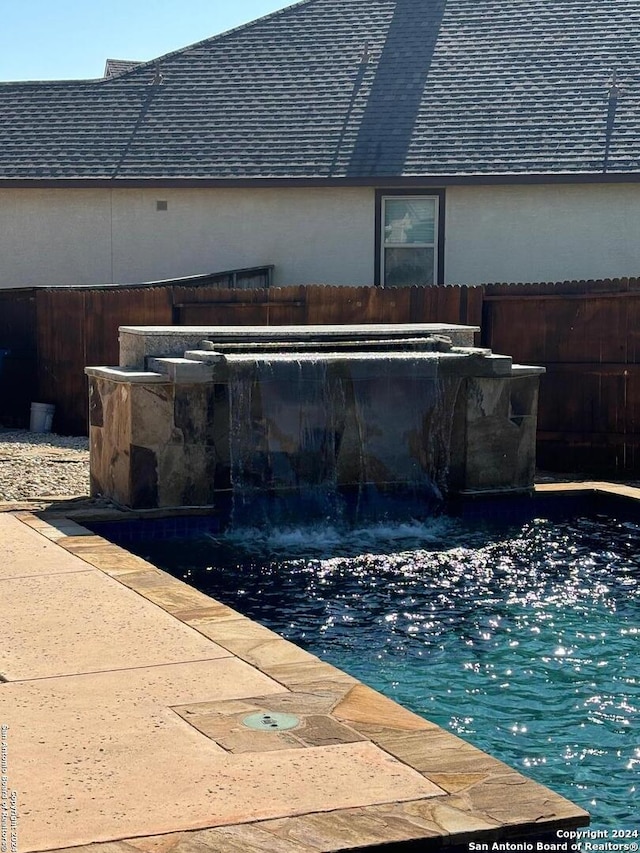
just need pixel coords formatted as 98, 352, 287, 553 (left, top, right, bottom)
382, 196, 437, 286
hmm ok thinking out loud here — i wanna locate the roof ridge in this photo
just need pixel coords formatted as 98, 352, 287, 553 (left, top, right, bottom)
0, 78, 99, 88
0, 0, 319, 88
101, 0, 320, 81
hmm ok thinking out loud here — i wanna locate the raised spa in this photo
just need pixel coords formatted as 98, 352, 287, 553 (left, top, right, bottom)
85, 324, 544, 510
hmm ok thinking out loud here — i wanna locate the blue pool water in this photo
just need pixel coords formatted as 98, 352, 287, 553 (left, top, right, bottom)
94, 507, 640, 828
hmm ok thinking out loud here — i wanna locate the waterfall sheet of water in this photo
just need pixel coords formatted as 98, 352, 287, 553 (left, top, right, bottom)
227, 355, 462, 524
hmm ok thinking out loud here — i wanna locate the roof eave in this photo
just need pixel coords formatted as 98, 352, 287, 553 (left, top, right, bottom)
1, 172, 640, 189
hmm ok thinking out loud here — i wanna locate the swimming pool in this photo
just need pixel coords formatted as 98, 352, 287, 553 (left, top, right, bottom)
92, 502, 640, 828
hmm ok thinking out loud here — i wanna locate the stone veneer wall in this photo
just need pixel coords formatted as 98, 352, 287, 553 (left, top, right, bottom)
88, 370, 541, 510
452, 373, 541, 492
89, 377, 230, 508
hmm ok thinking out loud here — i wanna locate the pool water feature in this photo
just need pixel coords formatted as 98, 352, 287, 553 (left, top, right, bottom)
85, 323, 544, 509
93, 506, 640, 829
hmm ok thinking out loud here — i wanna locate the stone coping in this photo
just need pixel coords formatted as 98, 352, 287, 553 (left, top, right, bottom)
86, 351, 519, 384
119, 323, 480, 339
510, 364, 547, 376
3, 504, 594, 853
84, 367, 167, 383
179, 350, 484, 363
535, 481, 640, 499
86, 352, 541, 386
117, 324, 480, 368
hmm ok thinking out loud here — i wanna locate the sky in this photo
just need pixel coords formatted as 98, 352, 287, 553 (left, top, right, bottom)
0, 0, 292, 81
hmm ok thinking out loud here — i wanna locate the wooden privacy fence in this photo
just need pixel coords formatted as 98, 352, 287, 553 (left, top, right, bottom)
0, 275, 639, 476
482, 277, 640, 475
0, 281, 481, 436
0, 266, 273, 435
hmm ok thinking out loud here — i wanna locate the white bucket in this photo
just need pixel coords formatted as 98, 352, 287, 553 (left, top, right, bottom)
30, 402, 55, 433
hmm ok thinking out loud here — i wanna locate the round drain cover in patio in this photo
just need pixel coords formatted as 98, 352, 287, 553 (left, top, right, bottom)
242, 711, 300, 731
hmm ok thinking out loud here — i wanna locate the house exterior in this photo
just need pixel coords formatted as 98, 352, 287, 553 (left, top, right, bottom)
1, 0, 639, 289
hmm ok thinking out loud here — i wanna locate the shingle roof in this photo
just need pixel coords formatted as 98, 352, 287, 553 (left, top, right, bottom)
103, 59, 142, 79
1, 0, 639, 181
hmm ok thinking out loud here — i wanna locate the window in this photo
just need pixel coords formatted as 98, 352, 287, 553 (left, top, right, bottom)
378, 193, 442, 287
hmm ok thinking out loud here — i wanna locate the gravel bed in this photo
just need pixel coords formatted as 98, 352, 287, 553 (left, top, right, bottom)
0, 429, 89, 501
0, 430, 630, 505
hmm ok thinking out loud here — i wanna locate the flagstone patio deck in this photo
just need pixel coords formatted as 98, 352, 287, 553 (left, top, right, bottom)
0, 501, 592, 853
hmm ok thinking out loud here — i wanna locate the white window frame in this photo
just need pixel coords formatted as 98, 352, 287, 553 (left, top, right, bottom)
380, 194, 439, 287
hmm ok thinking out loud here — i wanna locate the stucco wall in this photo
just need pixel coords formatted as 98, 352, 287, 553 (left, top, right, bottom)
444, 183, 640, 284
0, 189, 113, 288
1, 182, 640, 289
0, 187, 375, 288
